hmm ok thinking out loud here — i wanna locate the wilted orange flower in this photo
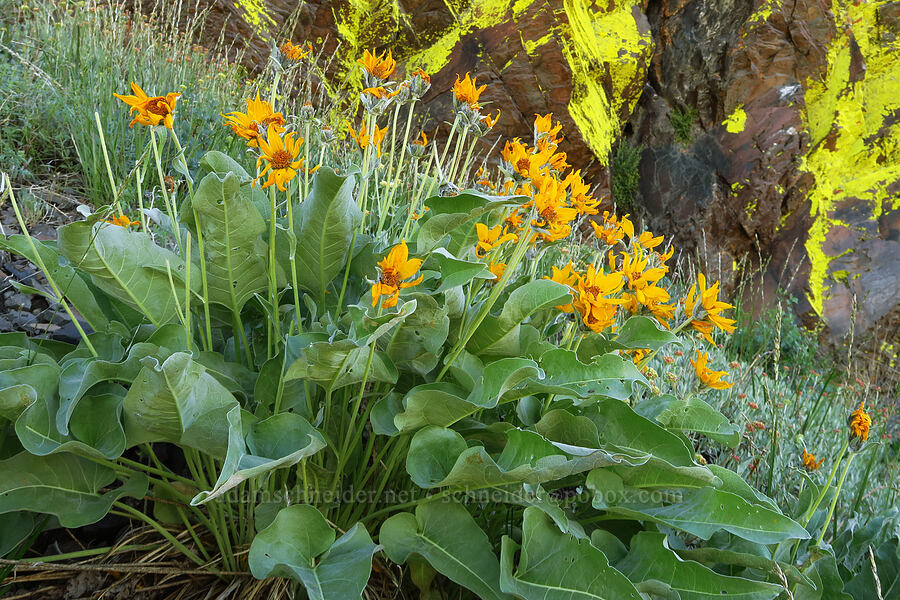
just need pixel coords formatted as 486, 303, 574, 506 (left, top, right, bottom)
684, 273, 736, 344
409, 68, 430, 85
849, 402, 872, 442
800, 449, 824, 471
475, 223, 517, 258
281, 41, 312, 61
691, 351, 733, 389
362, 86, 402, 99
348, 122, 389, 156
114, 82, 180, 130
255, 124, 304, 191
221, 91, 286, 147
452, 72, 486, 109
372, 240, 423, 308
104, 214, 140, 228
358, 49, 396, 80
412, 131, 428, 146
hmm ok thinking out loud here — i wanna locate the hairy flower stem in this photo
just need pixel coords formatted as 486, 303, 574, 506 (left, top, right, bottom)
815, 451, 857, 547
267, 186, 279, 358
94, 111, 123, 216
285, 185, 303, 335
149, 129, 182, 254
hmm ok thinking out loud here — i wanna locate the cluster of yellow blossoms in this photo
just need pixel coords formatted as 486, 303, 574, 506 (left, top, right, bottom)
114, 82, 180, 130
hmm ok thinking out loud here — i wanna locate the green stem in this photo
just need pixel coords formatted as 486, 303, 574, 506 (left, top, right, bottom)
815, 451, 856, 547
112, 503, 204, 566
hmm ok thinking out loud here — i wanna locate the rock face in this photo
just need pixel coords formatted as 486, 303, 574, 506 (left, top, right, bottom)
174, 0, 900, 343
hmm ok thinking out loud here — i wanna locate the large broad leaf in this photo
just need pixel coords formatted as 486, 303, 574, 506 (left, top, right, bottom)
123, 352, 238, 458
406, 426, 646, 489
56, 342, 166, 435
0, 452, 147, 527
58, 220, 195, 327
578, 316, 679, 360
16, 390, 126, 459
588, 398, 696, 466
248, 504, 377, 600
675, 546, 814, 590
380, 500, 511, 600
290, 167, 360, 298
794, 550, 852, 600
466, 279, 572, 356
382, 293, 449, 375
606, 487, 809, 545
844, 538, 900, 600
707, 465, 779, 511
637, 394, 740, 448
499, 506, 642, 599
284, 339, 398, 392
425, 248, 494, 292
616, 532, 783, 600
192, 408, 325, 504
190, 171, 269, 313
0, 235, 109, 332
0, 512, 34, 557
416, 192, 522, 253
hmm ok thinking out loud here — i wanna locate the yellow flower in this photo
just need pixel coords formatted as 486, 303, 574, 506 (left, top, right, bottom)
635, 230, 664, 250
221, 91, 286, 148
358, 49, 396, 80
348, 122, 389, 156
104, 214, 140, 228
255, 124, 304, 191
475, 223, 517, 258
800, 449, 824, 472
684, 273, 736, 344
452, 72, 486, 109
280, 41, 312, 61
848, 402, 872, 442
544, 262, 579, 313
362, 86, 402, 99
488, 261, 506, 281
504, 209, 524, 232
532, 172, 578, 242
591, 211, 633, 246
534, 113, 563, 144
573, 265, 625, 333
372, 240, 423, 308
482, 110, 501, 129
563, 171, 599, 216
690, 351, 733, 389
412, 131, 428, 146
113, 82, 180, 130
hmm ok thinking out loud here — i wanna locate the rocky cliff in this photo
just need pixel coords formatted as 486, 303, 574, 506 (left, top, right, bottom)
179, 0, 900, 344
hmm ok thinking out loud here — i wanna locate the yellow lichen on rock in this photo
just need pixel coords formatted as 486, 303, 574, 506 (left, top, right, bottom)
234, 0, 275, 34
800, 0, 900, 317
722, 105, 747, 133
558, 0, 653, 162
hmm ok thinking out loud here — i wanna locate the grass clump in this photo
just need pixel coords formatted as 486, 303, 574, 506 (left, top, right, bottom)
669, 104, 698, 145
611, 141, 642, 211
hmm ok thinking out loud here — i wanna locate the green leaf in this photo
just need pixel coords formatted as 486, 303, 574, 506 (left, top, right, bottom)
391, 383, 473, 433
588, 398, 696, 466
707, 465, 779, 511
249, 504, 377, 600
0, 235, 109, 332
0, 354, 60, 407
290, 167, 361, 297
16, 390, 126, 459
380, 500, 511, 600
673, 546, 815, 590
467, 357, 543, 407
614, 316, 679, 350
123, 352, 238, 458
56, 343, 165, 435
844, 538, 900, 600
795, 550, 852, 600
499, 506, 642, 599
190, 171, 270, 313
425, 248, 494, 292
58, 220, 195, 327
284, 339, 397, 392
406, 426, 646, 488
616, 532, 783, 600
466, 280, 572, 356
382, 293, 449, 375
639, 395, 740, 448
416, 192, 521, 253
192, 408, 325, 504
0, 385, 37, 421
0, 512, 34, 557
0, 452, 147, 527
606, 487, 809, 544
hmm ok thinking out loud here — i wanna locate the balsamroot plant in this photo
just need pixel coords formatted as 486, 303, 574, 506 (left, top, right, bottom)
0, 41, 870, 600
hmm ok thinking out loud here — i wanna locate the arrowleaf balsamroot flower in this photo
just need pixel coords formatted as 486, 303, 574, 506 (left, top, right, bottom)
800, 449, 824, 471
280, 41, 312, 61
114, 82, 180, 130
534, 113, 563, 144
358, 49, 396, 80
848, 402, 872, 442
573, 265, 625, 333
544, 262, 579, 313
104, 214, 140, 228
452, 72, 486, 109
684, 273, 736, 344
255, 124, 304, 191
475, 223, 517, 258
221, 91, 286, 148
348, 122, 388, 156
691, 350, 733, 389
591, 211, 634, 246
488, 261, 506, 281
372, 241, 423, 308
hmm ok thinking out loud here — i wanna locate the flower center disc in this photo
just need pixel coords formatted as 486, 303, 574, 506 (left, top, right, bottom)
146, 98, 171, 116
270, 149, 293, 170
380, 270, 401, 288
